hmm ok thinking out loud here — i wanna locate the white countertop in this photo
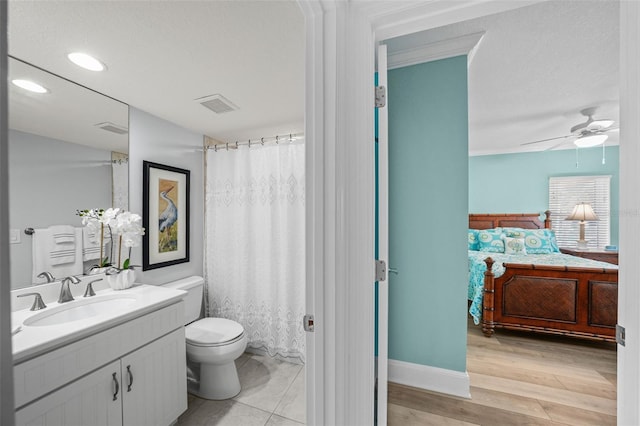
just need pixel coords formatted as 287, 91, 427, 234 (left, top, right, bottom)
12, 284, 185, 364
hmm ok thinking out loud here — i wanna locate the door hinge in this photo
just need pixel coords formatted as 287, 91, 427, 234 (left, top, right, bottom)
617, 324, 626, 346
375, 86, 386, 108
375, 259, 387, 282
303, 314, 315, 332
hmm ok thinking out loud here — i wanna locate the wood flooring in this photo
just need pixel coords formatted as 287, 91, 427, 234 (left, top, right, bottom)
388, 320, 617, 425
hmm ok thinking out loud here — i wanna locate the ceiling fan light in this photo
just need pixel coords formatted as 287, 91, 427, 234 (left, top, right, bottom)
67, 52, 106, 71
587, 119, 614, 130
574, 134, 608, 148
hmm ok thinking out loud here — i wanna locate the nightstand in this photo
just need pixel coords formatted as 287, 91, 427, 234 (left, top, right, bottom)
560, 247, 618, 265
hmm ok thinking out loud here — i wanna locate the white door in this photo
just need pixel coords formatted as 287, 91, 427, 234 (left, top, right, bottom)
376, 42, 389, 426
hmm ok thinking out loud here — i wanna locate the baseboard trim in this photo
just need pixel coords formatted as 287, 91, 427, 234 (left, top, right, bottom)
388, 358, 471, 399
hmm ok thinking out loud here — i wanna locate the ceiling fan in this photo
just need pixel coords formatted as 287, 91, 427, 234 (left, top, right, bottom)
521, 107, 618, 149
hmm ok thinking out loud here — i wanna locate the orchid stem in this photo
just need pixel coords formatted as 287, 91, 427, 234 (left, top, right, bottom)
118, 235, 123, 269
100, 224, 104, 266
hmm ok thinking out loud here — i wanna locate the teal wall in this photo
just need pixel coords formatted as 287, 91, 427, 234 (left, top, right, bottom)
469, 146, 619, 245
388, 56, 468, 372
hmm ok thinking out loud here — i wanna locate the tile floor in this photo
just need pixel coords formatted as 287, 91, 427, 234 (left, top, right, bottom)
177, 352, 306, 426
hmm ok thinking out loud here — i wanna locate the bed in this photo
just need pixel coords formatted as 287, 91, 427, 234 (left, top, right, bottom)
468, 211, 618, 342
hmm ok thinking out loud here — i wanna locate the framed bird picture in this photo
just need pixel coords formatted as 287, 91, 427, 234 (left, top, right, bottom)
142, 161, 190, 270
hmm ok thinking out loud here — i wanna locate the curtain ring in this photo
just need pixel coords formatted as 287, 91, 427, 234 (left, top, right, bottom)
214, 144, 218, 152
248, 139, 251, 148
225, 142, 229, 151
261, 138, 264, 146
276, 135, 279, 144
235, 141, 239, 149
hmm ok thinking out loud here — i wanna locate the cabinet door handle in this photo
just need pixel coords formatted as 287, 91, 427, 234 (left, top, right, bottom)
126, 365, 134, 392
112, 372, 120, 401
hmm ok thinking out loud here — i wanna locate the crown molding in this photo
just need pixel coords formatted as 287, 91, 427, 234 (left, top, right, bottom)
387, 31, 485, 70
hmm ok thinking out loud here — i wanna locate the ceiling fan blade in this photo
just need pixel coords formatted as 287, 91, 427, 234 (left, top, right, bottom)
520, 134, 573, 146
580, 126, 620, 137
545, 139, 573, 151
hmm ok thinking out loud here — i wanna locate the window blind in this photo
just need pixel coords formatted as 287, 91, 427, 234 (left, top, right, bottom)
548, 175, 611, 250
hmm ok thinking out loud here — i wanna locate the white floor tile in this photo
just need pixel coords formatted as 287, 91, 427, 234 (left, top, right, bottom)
273, 368, 306, 423
178, 352, 306, 425
179, 399, 271, 426
266, 414, 305, 426
234, 354, 303, 413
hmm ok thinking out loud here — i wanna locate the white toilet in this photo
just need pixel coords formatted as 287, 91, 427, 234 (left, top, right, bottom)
164, 276, 247, 400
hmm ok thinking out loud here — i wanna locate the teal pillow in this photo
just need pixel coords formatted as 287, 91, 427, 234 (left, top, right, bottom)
544, 229, 560, 252
504, 228, 555, 254
468, 229, 479, 251
477, 229, 505, 253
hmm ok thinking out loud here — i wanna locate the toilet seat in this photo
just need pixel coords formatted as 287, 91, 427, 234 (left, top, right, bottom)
186, 318, 245, 347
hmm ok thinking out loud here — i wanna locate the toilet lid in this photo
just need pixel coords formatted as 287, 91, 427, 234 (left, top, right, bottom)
186, 318, 244, 346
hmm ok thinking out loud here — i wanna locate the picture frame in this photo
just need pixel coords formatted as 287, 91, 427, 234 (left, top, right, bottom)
142, 161, 190, 270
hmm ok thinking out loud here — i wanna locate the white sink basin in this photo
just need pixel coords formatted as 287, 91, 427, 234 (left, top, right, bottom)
23, 295, 137, 327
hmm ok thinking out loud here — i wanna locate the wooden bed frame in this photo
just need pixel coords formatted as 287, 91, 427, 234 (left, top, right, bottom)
469, 211, 618, 342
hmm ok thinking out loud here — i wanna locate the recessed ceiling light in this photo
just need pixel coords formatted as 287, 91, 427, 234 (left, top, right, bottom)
12, 79, 48, 93
67, 52, 106, 71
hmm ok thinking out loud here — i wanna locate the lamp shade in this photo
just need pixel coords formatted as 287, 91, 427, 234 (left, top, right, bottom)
566, 203, 598, 221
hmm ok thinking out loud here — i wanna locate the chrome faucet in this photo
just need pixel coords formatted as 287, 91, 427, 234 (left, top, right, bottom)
37, 271, 55, 283
59, 276, 81, 303
83, 279, 102, 297
17, 292, 47, 311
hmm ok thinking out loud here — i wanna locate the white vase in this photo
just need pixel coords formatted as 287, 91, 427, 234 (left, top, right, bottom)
106, 269, 136, 290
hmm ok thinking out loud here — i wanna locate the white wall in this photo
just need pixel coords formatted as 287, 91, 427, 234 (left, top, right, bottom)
8, 130, 112, 288
128, 107, 204, 285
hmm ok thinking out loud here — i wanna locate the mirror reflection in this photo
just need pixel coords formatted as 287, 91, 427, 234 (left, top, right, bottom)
8, 57, 129, 289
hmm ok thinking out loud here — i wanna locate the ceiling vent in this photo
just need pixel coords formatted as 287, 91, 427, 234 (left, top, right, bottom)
95, 122, 128, 135
196, 93, 239, 114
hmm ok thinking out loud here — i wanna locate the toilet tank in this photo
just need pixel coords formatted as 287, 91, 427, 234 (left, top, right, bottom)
162, 276, 204, 325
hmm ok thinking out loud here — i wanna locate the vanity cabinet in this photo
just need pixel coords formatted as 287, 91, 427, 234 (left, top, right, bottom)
121, 328, 186, 426
16, 360, 123, 426
14, 302, 187, 426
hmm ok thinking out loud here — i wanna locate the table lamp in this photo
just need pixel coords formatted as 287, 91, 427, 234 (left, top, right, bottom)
566, 202, 598, 249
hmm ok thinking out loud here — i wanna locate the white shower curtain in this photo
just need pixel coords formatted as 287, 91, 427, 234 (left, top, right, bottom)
111, 154, 129, 211
205, 141, 305, 363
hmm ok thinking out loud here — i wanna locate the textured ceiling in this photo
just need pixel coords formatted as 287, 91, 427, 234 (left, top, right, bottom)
386, 0, 620, 156
8, 1, 619, 155
8, 0, 305, 145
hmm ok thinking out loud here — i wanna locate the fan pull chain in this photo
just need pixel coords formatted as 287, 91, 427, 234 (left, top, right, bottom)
602, 143, 606, 165
575, 147, 579, 168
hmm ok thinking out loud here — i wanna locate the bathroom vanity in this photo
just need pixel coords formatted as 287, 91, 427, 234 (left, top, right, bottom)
12, 283, 187, 426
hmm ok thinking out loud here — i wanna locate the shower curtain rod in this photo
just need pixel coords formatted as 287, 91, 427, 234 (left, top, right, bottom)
206, 132, 304, 152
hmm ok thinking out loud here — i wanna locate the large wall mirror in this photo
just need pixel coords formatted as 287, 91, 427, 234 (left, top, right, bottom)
8, 56, 129, 289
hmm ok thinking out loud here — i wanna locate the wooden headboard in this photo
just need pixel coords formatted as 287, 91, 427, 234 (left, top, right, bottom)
469, 211, 551, 230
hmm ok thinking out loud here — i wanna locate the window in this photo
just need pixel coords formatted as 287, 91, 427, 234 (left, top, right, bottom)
548, 175, 611, 250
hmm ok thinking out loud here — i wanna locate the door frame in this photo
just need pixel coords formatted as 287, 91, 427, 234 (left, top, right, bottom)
376, 43, 389, 425
300, 0, 640, 424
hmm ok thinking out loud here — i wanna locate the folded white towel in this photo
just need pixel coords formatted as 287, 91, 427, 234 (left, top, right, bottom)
32, 227, 83, 283
46, 225, 77, 266
50, 225, 76, 244
49, 247, 76, 266
82, 226, 111, 262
